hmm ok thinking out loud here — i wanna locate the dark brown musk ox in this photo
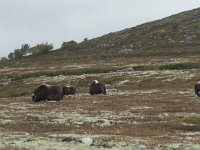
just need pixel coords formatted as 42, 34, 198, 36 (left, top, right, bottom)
89, 80, 106, 95
194, 81, 200, 97
63, 85, 76, 95
32, 84, 63, 102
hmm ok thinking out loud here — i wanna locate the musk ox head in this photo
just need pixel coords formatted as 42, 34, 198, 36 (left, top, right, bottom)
32, 84, 63, 102
63, 85, 76, 95
194, 81, 200, 97
89, 80, 106, 95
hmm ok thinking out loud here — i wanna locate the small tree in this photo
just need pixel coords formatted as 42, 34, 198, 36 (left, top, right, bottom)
8, 52, 15, 60
61, 40, 78, 49
20, 44, 30, 56
30, 42, 53, 56
14, 49, 23, 59
0, 57, 8, 63
84, 38, 88, 42
7, 42, 53, 59
29, 46, 38, 55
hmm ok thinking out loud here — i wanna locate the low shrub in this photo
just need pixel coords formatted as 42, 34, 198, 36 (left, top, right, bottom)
11, 67, 123, 81
183, 117, 200, 125
159, 62, 200, 70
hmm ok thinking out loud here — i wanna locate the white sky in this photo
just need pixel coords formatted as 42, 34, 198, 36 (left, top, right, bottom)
0, 0, 200, 57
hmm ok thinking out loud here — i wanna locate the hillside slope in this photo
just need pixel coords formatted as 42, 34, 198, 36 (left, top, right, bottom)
47, 7, 200, 61
0, 7, 199, 67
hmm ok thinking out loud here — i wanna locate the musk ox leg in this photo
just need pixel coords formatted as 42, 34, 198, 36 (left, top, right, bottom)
103, 90, 106, 95
56, 94, 63, 101
102, 86, 106, 94
44, 99, 48, 105
89, 89, 95, 95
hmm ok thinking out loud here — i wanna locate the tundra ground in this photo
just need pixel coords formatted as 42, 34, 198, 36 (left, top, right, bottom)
0, 58, 200, 149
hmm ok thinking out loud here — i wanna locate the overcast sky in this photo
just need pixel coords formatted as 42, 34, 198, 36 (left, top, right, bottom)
0, 0, 199, 57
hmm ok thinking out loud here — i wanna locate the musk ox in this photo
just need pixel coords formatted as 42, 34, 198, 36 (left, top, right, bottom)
89, 80, 106, 95
63, 85, 76, 95
32, 84, 63, 102
194, 81, 200, 97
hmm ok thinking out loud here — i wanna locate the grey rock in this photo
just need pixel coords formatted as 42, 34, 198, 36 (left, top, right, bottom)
119, 49, 133, 54
81, 137, 93, 146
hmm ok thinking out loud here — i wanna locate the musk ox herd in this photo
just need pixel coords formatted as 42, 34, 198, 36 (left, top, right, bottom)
32, 80, 200, 102
32, 80, 106, 102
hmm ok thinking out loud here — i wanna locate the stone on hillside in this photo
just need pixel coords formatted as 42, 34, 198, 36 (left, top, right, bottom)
81, 137, 93, 146
119, 49, 133, 54
117, 80, 130, 86
185, 35, 196, 43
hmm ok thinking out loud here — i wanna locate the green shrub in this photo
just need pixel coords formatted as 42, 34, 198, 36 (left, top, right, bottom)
14, 49, 23, 60
0, 57, 8, 63
61, 40, 78, 49
132, 65, 156, 71
171, 23, 179, 32
30, 42, 53, 56
159, 62, 200, 70
7, 43, 53, 60
11, 67, 122, 81
20, 44, 30, 56
183, 117, 200, 125
8, 52, 15, 60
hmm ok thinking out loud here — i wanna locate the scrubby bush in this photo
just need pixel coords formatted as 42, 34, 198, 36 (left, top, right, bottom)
171, 23, 179, 32
11, 67, 123, 81
20, 44, 30, 56
30, 42, 53, 56
84, 38, 88, 42
0, 57, 8, 63
8, 52, 15, 60
183, 117, 200, 125
61, 40, 78, 49
14, 49, 23, 60
8, 44, 30, 60
7, 42, 53, 60
158, 62, 200, 70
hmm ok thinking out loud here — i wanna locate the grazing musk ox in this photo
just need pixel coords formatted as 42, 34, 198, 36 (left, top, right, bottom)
63, 85, 76, 95
32, 84, 63, 102
194, 81, 200, 97
89, 80, 106, 95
